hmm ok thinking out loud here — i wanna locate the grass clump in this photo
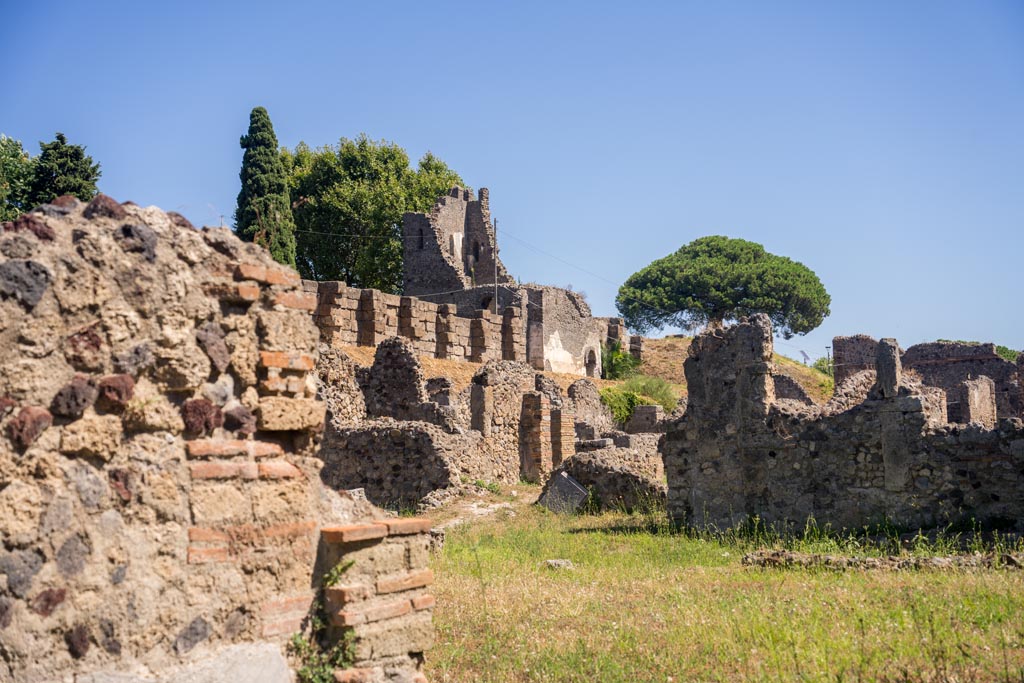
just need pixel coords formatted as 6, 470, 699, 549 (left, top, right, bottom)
429, 504, 1024, 683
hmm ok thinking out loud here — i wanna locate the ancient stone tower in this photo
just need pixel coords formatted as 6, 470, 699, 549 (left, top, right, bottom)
401, 187, 514, 297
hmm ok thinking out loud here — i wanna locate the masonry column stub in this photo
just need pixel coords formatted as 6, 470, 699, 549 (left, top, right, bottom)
875, 338, 902, 398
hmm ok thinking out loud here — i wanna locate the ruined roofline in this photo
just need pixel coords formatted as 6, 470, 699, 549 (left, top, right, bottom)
401, 184, 514, 297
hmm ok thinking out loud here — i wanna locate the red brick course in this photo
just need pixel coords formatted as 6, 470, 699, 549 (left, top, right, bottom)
189, 461, 258, 480
321, 523, 388, 544
186, 439, 284, 459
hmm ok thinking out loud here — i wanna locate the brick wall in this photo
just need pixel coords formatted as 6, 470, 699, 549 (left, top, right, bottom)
318, 518, 434, 681
311, 281, 525, 368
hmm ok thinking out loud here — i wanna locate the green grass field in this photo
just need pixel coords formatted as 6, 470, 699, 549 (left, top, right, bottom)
426, 497, 1024, 683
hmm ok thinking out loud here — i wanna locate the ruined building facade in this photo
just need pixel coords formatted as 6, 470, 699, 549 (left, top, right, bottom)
833, 336, 1023, 422
663, 315, 1024, 531
395, 186, 643, 377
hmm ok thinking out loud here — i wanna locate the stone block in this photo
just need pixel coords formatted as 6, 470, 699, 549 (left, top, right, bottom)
59, 414, 122, 460
190, 484, 252, 525
257, 397, 326, 431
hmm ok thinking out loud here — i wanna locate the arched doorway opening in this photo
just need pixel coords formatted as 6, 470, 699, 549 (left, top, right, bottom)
585, 349, 598, 378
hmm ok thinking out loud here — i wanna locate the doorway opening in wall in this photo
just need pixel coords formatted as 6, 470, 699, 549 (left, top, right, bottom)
480, 296, 493, 311
585, 349, 598, 377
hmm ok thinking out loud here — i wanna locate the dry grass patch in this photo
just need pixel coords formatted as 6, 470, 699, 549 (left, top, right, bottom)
641, 336, 834, 403
428, 503, 1024, 682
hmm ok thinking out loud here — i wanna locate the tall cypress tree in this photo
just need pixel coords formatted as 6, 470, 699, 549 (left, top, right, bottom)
235, 107, 296, 267
26, 132, 101, 207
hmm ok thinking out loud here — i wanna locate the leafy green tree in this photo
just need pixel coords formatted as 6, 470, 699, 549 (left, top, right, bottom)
812, 356, 833, 377
26, 132, 100, 207
282, 135, 463, 290
616, 236, 830, 338
0, 135, 34, 221
235, 107, 297, 267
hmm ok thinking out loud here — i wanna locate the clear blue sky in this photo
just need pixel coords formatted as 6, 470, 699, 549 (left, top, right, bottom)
4, 1, 1022, 360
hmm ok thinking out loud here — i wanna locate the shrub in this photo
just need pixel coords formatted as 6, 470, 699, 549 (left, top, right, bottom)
599, 387, 654, 425
620, 375, 678, 412
601, 340, 640, 380
812, 356, 833, 377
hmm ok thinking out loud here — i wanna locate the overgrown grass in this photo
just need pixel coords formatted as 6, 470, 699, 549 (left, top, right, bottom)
428, 503, 1024, 682
619, 375, 677, 412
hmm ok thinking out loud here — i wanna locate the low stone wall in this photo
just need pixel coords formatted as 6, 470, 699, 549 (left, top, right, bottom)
0, 197, 431, 682
310, 280, 526, 365
319, 419, 483, 508
316, 342, 587, 506
545, 448, 666, 512
664, 315, 1024, 531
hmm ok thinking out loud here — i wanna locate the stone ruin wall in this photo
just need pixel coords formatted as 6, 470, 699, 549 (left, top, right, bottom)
401, 187, 513, 297
0, 198, 434, 683
525, 286, 607, 377
314, 334, 617, 509
399, 185, 645, 378
310, 280, 527, 366
834, 335, 1023, 423
664, 315, 1024, 531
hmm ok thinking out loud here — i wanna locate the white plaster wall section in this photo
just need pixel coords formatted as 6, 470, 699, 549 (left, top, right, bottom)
544, 330, 584, 374
450, 233, 463, 262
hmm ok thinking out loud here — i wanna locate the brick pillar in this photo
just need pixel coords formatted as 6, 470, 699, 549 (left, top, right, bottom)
470, 314, 490, 363
319, 518, 435, 681
435, 304, 455, 359
357, 289, 381, 347
550, 407, 576, 468
520, 392, 552, 482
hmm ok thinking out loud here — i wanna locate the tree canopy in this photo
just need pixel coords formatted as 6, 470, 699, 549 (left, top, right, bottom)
235, 107, 297, 267
0, 135, 33, 221
615, 236, 831, 338
282, 135, 463, 291
26, 132, 101, 208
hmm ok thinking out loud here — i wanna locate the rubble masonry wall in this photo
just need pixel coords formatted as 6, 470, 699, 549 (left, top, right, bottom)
663, 315, 1024, 531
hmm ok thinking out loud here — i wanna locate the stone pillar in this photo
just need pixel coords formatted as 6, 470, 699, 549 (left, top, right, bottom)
960, 376, 997, 429
435, 304, 456, 359
470, 383, 491, 436
502, 306, 526, 361
875, 338, 902, 398
629, 335, 644, 362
